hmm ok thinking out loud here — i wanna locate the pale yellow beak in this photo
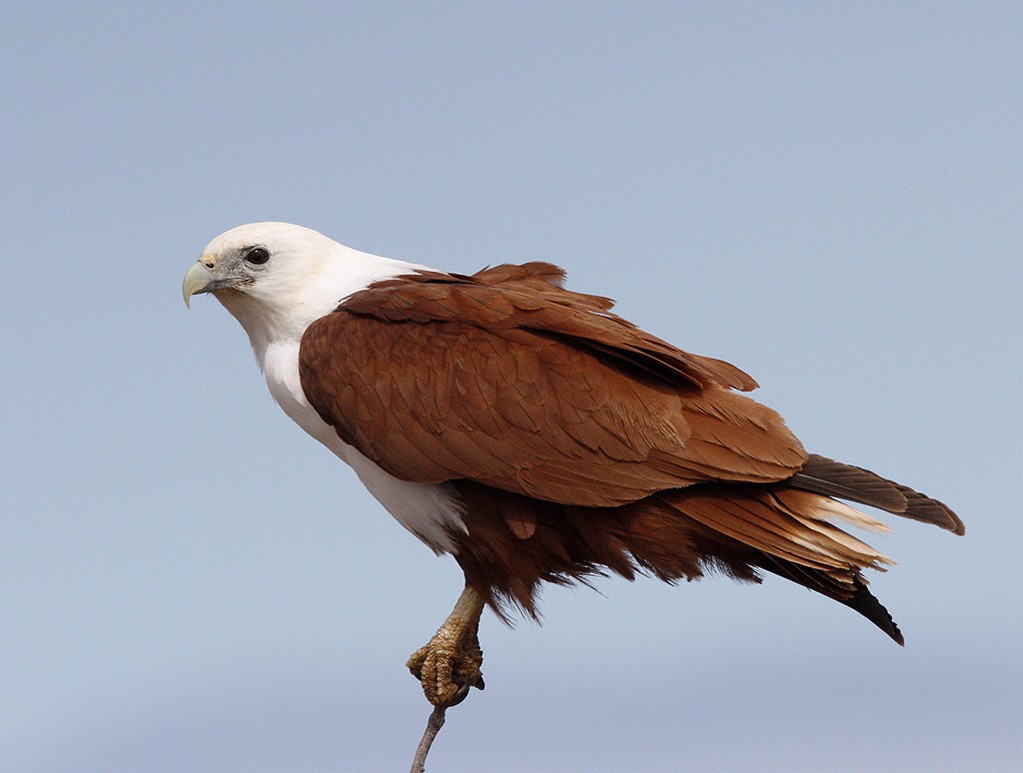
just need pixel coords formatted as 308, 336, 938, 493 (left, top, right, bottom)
182, 261, 216, 308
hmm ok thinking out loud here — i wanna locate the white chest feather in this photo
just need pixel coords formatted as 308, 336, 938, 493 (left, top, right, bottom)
260, 340, 467, 554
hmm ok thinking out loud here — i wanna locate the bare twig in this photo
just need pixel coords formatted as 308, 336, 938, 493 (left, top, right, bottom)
409, 704, 448, 773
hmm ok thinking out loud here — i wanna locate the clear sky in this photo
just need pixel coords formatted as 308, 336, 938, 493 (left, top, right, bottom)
2, 2, 1019, 771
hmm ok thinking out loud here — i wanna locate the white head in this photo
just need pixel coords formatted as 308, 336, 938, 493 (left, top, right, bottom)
183, 222, 420, 356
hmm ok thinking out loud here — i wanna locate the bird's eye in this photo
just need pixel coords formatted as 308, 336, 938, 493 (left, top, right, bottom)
244, 247, 270, 265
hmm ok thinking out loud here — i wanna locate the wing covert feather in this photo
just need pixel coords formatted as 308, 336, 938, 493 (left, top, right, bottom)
299, 264, 806, 506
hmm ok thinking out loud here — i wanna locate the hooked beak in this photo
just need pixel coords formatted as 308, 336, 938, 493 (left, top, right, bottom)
183, 258, 245, 308
182, 261, 216, 308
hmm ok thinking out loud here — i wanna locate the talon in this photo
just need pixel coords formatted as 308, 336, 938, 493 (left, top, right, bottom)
447, 683, 472, 707
407, 585, 487, 706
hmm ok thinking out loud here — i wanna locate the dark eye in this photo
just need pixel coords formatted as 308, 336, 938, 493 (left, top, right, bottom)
244, 247, 270, 265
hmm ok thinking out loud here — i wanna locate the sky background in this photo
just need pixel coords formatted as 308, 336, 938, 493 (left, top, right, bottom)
2, 2, 1020, 771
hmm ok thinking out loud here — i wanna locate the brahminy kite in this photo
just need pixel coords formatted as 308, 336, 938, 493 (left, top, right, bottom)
183, 222, 963, 707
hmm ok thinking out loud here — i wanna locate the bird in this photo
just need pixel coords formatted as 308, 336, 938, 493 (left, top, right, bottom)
183, 221, 964, 707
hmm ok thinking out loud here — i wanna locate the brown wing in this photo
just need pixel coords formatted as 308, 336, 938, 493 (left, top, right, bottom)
299, 263, 808, 507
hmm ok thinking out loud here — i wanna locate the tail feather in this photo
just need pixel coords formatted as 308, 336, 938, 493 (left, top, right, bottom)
791, 455, 965, 535
839, 577, 904, 645
450, 454, 960, 646
755, 553, 904, 645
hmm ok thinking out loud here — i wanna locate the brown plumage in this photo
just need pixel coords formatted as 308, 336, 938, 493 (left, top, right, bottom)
188, 222, 967, 707
299, 261, 964, 646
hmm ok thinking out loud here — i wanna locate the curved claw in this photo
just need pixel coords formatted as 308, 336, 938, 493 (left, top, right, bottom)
447, 683, 472, 707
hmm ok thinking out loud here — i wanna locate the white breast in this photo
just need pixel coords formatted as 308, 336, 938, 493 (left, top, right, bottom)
260, 339, 467, 554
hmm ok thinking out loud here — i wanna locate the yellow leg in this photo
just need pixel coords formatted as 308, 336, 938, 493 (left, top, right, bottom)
407, 585, 486, 707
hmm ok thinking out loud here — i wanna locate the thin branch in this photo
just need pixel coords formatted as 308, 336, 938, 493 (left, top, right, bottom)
409, 704, 448, 773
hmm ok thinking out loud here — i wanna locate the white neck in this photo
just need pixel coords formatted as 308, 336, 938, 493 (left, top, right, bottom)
211, 241, 466, 553
217, 244, 423, 366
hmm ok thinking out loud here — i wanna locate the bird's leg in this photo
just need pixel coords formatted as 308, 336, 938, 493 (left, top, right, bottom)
407, 584, 486, 707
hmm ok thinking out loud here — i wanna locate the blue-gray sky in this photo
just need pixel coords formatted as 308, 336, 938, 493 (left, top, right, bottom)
2, 2, 1019, 771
